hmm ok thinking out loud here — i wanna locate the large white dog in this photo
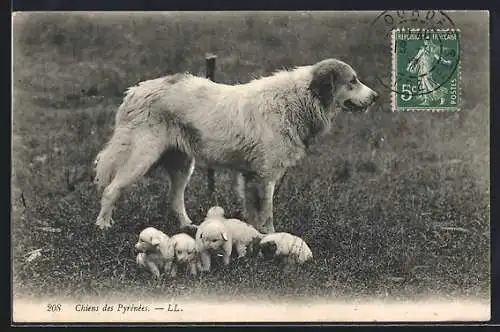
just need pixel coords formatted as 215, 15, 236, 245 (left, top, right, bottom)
93, 58, 379, 234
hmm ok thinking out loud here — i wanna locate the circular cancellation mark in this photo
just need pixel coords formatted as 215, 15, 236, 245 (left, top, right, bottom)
368, 10, 461, 97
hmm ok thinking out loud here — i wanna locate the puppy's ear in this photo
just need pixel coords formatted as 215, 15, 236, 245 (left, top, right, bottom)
221, 232, 228, 241
309, 59, 340, 108
151, 235, 161, 246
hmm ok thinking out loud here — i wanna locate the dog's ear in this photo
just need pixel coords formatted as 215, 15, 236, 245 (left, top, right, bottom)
309, 59, 342, 108
221, 232, 228, 241
151, 234, 162, 246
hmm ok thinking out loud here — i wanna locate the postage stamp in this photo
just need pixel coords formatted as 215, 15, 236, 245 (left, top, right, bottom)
391, 28, 461, 112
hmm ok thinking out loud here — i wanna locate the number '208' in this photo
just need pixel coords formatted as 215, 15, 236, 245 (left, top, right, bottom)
47, 304, 62, 312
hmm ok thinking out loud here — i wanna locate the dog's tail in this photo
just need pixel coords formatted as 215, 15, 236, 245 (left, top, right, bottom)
93, 126, 132, 190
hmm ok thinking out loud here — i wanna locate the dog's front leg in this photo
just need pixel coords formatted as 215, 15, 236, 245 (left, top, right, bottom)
260, 180, 276, 233
146, 261, 161, 279
163, 259, 174, 276
170, 263, 178, 278
222, 241, 233, 266
232, 172, 245, 203
243, 176, 276, 234
189, 261, 198, 276
199, 250, 211, 272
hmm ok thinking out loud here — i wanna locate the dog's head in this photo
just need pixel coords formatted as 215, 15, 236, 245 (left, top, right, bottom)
135, 227, 168, 253
160, 233, 198, 264
309, 58, 379, 112
258, 240, 279, 260
196, 221, 229, 254
206, 206, 225, 219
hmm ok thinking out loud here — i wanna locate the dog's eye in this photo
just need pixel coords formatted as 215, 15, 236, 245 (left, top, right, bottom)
212, 239, 218, 243
350, 77, 357, 84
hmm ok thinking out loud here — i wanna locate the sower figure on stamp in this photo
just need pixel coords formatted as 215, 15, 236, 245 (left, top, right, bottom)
406, 39, 453, 106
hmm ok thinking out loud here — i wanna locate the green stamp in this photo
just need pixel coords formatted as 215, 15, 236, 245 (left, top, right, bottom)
392, 29, 461, 111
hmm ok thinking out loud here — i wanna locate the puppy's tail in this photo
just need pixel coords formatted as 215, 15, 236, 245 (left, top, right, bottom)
93, 126, 132, 190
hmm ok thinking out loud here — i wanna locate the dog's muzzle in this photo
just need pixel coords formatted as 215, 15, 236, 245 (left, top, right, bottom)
342, 91, 379, 113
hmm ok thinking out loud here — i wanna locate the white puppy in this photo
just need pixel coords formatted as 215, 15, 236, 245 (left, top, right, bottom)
136, 252, 166, 279
134, 227, 169, 252
196, 206, 263, 272
256, 232, 313, 268
158, 233, 202, 277
134, 227, 170, 278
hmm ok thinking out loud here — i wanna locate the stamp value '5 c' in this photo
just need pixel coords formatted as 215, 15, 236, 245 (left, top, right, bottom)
392, 29, 461, 112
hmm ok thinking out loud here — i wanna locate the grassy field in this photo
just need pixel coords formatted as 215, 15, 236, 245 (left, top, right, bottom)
12, 11, 490, 302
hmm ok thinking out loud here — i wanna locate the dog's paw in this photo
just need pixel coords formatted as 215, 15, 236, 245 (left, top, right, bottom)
96, 216, 114, 230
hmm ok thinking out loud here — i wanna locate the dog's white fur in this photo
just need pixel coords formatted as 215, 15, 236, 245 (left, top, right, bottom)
158, 233, 201, 277
134, 227, 170, 278
257, 232, 313, 267
207, 205, 263, 257
195, 216, 232, 272
195, 206, 263, 272
94, 58, 379, 233
136, 252, 166, 279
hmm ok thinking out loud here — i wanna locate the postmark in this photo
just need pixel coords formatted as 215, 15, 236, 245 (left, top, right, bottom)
367, 11, 462, 111
391, 29, 461, 111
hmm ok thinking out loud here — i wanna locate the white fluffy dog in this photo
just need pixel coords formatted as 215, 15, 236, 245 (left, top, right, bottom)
93, 58, 379, 234
158, 233, 201, 277
255, 232, 313, 268
134, 227, 170, 278
195, 206, 263, 272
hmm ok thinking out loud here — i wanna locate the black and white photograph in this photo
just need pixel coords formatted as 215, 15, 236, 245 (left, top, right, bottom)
11, 10, 490, 322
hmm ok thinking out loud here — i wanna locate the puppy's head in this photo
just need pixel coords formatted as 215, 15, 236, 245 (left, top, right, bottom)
309, 58, 379, 112
206, 206, 225, 219
246, 236, 264, 258
135, 227, 167, 253
197, 221, 229, 254
259, 240, 279, 260
163, 234, 198, 264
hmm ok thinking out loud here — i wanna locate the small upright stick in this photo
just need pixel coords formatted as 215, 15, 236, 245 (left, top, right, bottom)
205, 53, 217, 196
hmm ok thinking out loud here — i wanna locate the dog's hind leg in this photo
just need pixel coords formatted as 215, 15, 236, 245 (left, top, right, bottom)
163, 151, 195, 231
96, 128, 166, 230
